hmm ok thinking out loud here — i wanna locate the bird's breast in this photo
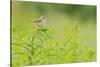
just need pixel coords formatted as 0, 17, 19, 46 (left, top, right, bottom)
40, 19, 46, 23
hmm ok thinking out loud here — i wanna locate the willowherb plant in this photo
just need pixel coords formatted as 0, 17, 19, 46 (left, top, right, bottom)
12, 21, 95, 67
63, 22, 79, 62
12, 22, 55, 66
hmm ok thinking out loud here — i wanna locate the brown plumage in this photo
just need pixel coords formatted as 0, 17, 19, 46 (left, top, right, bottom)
33, 16, 47, 26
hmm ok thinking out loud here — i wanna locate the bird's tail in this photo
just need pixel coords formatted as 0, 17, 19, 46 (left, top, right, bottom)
33, 20, 38, 23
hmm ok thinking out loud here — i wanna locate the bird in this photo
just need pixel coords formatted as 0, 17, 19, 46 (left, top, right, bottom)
32, 16, 47, 31
32, 16, 47, 27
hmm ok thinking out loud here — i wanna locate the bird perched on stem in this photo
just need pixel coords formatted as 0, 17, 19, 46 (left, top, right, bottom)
33, 16, 47, 27
32, 16, 47, 31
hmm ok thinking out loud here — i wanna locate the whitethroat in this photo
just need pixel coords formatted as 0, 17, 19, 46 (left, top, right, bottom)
33, 16, 47, 26
33, 16, 47, 31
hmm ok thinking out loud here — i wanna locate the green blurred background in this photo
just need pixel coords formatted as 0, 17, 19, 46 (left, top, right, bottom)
11, 1, 96, 66
12, 1, 96, 49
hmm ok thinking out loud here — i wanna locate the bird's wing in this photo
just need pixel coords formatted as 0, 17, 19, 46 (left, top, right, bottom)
33, 19, 42, 23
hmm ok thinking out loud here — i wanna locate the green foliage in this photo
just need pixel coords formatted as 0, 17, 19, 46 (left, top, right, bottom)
12, 22, 96, 67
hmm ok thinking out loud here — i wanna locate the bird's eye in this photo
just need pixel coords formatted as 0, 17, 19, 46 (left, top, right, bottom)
44, 17, 46, 19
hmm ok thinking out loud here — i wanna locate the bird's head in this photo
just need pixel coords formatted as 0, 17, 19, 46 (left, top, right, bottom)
40, 16, 47, 19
